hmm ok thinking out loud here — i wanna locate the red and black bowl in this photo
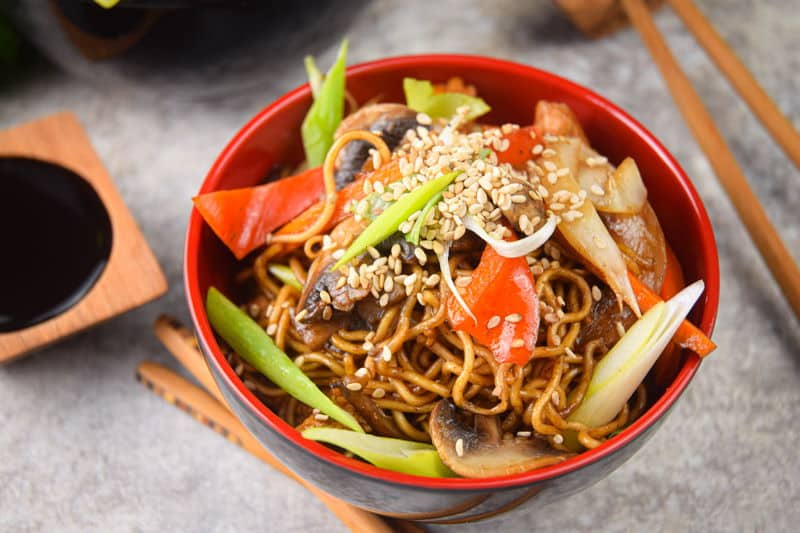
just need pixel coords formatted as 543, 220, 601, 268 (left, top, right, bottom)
184, 55, 719, 523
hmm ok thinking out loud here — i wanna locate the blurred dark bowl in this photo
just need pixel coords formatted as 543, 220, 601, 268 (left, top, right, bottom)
8, 0, 365, 97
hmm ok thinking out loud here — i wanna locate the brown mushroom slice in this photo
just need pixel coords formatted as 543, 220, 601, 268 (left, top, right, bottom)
335, 384, 405, 439
601, 201, 667, 294
429, 400, 571, 478
497, 176, 548, 235
333, 103, 421, 188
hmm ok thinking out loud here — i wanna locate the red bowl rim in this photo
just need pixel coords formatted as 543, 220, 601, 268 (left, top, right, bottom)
185, 54, 719, 491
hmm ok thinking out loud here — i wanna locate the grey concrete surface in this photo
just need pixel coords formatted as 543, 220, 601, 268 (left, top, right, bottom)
1, 1, 798, 531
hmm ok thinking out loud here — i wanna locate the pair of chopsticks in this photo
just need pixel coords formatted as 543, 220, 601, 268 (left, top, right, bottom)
620, 0, 800, 321
138, 316, 423, 533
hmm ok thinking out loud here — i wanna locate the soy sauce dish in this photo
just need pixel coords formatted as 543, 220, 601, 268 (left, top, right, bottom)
185, 55, 719, 522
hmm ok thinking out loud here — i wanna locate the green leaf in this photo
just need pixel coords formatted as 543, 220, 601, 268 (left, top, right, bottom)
301, 40, 348, 167
405, 191, 442, 246
206, 287, 363, 432
332, 170, 461, 270
267, 264, 302, 292
403, 78, 490, 121
302, 427, 455, 477
304, 56, 323, 99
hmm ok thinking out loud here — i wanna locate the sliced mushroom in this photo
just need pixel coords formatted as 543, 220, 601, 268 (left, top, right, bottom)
601, 202, 667, 294
333, 103, 421, 188
496, 176, 548, 235
576, 282, 637, 351
375, 232, 416, 262
295, 253, 369, 349
335, 384, 404, 439
428, 399, 571, 478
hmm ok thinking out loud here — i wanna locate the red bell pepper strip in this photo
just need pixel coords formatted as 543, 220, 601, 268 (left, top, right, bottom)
627, 267, 716, 358
193, 167, 324, 259
495, 126, 540, 169
272, 159, 402, 248
446, 244, 540, 366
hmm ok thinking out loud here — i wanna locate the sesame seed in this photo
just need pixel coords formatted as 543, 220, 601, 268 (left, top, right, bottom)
319, 290, 331, 304
616, 321, 626, 337
455, 438, 465, 457
425, 274, 440, 287
543, 161, 557, 172
335, 276, 347, 290
295, 309, 308, 322
391, 244, 401, 258
379, 294, 389, 307
371, 388, 386, 399
516, 431, 532, 437
346, 382, 363, 391
531, 144, 544, 155
266, 323, 277, 336
314, 413, 330, 421
542, 148, 557, 158
381, 346, 392, 362
556, 167, 570, 177
586, 156, 608, 167
331, 249, 344, 260
590, 184, 605, 196
414, 247, 427, 265
322, 306, 333, 321
355, 367, 369, 378
416, 112, 432, 125
505, 313, 523, 323
455, 276, 472, 288
363, 340, 374, 351
592, 285, 602, 301
367, 246, 380, 259
553, 434, 564, 444
511, 338, 525, 348
487, 315, 501, 329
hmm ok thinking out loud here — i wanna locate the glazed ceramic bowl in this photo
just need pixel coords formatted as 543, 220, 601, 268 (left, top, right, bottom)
185, 55, 719, 524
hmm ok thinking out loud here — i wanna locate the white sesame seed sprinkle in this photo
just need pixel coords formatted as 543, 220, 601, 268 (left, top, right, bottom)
371, 388, 386, 399
455, 438, 464, 457
346, 382, 363, 391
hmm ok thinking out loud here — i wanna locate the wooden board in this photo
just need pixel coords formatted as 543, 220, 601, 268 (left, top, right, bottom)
0, 112, 167, 363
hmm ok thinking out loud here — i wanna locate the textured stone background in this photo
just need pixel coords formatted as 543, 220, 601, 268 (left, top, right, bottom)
1, 1, 798, 531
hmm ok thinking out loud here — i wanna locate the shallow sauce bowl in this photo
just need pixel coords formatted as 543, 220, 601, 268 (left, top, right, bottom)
185, 55, 719, 523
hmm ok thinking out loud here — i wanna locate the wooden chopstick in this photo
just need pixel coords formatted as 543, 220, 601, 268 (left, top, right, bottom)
620, 0, 800, 321
152, 316, 424, 533
667, 0, 800, 170
136, 361, 405, 533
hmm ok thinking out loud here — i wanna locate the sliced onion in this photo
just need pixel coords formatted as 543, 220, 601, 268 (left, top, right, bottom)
462, 215, 557, 258
438, 242, 476, 324
568, 280, 705, 429
576, 154, 647, 215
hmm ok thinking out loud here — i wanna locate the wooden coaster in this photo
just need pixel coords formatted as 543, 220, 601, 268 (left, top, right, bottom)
0, 112, 167, 363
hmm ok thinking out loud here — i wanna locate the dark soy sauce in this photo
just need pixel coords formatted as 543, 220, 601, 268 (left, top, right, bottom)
0, 158, 113, 333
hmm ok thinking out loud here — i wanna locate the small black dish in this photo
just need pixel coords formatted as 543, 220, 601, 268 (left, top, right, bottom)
0, 157, 113, 333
